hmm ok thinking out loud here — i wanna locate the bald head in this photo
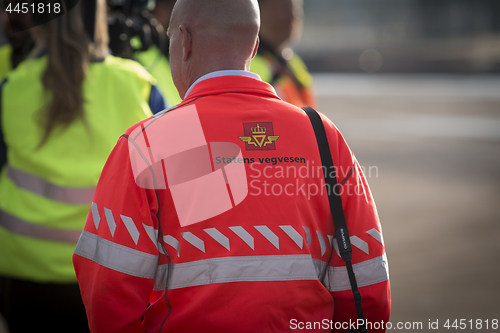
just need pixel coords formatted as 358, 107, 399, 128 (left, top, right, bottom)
167, 0, 260, 98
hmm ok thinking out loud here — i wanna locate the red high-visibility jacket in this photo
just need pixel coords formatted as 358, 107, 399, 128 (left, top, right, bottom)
73, 72, 390, 333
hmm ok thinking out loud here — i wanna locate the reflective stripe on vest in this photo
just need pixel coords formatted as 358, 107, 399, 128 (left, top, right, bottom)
323, 254, 389, 292
153, 255, 328, 291
6, 165, 95, 204
74, 230, 388, 291
135, 45, 182, 107
75, 230, 159, 279
0, 210, 82, 243
75, 230, 327, 286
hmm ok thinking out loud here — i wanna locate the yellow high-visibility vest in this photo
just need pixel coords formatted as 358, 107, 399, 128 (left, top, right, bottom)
251, 50, 315, 108
0, 54, 154, 282
0, 45, 12, 80
135, 45, 182, 106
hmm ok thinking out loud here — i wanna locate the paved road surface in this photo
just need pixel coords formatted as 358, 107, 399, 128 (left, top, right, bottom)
315, 74, 500, 332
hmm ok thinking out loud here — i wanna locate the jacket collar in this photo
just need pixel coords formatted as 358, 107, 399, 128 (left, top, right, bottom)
184, 70, 280, 101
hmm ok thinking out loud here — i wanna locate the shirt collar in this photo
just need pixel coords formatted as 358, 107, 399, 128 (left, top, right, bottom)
184, 70, 261, 99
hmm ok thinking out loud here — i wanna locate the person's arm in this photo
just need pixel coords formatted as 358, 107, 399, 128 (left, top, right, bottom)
73, 133, 160, 333
321, 114, 391, 333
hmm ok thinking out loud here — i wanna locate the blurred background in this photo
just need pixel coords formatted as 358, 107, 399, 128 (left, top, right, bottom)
298, 0, 500, 73
295, 0, 500, 331
1, 0, 500, 331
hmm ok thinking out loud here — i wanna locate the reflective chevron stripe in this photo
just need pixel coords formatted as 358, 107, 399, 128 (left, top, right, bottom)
91, 203, 100, 229
92, 204, 337, 256
366, 228, 384, 245
229, 226, 254, 250
104, 208, 117, 236
85, 204, 388, 289
303, 226, 311, 247
91, 203, 386, 266
332, 229, 385, 257
316, 230, 327, 256
182, 232, 205, 252
120, 215, 140, 245
323, 253, 389, 292
280, 225, 303, 250
91, 203, 143, 245
0, 210, 82, 243
350, 236, 369, 254
74, 230, 159, 279
255, 225, 279, 249
74, 229, 387, 291
164, 235, 180, 256
6, 165, 95, 204
154, 254, 329, 291
204, 228, 230, 251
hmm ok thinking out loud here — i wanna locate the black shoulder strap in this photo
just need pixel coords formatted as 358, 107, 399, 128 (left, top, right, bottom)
302, 106, 368, 333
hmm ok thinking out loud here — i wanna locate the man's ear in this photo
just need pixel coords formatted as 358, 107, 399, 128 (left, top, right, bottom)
251, 37, 260, 60
180, 24, 192, 62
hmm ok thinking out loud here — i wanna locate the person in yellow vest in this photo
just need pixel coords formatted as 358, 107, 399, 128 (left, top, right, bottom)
0, 4, 35, 78
250, 0, 315, 108
0, 1, 164, 332
0, 44, 13, 79
135, 0, 182, 106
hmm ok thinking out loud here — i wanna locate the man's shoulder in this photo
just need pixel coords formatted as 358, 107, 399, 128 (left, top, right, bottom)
120, 104, 186, 142
121, 116, 157, 138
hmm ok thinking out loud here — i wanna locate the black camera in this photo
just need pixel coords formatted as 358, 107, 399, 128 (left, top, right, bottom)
107, 0, 166, 59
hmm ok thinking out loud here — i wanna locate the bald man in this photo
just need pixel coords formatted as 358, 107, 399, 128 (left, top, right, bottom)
73, 1, 390, 332
166, 0, 260, 96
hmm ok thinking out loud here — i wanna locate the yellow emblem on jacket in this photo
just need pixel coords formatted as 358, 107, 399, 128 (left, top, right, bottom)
239, 123, 279, 151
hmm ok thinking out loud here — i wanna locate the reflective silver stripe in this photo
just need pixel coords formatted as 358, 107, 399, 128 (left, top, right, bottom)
323, 253, 389, 292
91, 202, 101, 229
316, 230, 327, 256
164, 235, 180, 256
182, 232, 205, 253
204, 228, 230, 251
229, 226, 254, 250
154, 254, 329, 291
303, 226, 311, 247
0, 210, 82, 243
280, 225, 303, 250
255, 225, 279, 249
104, 208, 117, 236
350, 236, 369, 254
6, 165, 95, 204
120, 215, 140, 245
366, 228, 384, 245
74, 230, 159, 279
